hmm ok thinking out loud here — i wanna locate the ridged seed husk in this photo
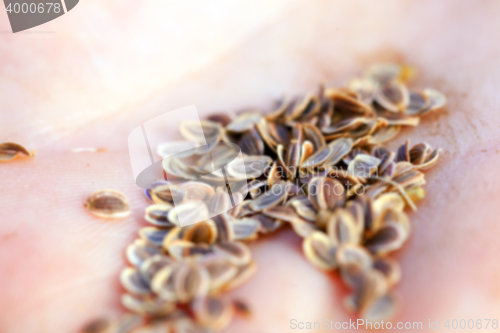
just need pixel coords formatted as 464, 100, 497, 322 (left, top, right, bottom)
85, 189, 130, 219
139, 255, 174, 283
303, 231, 338, 270
361, 292, 398, 322
202, 256, 238, 292
121, 267, 151, 295
81, 318, 118, 333
139, 227, 171, 247
308, 177, 345, 211
192, 296, 234, 331
126, 240, 162, 267
348, 269, 388, 313
213, 241, 252, 267
0, 142, 32, 161
249, 182, 289, 211
145, 204, 175, 227
327, 209, 361, 245
121, 294, 175, 317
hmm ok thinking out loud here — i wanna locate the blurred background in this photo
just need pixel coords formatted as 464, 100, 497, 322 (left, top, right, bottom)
1, 0, 500, 332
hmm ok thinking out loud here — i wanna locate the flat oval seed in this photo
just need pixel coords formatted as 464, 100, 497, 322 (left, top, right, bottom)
373, 258, 401, 288
364, 222, 408, 255
213, 241, 252, 267
249, 182, 288, 212
0, 142, 32, 161
126, 239, 162, 267
120, 267, 151, 295
327, 209, 361, 245
139, 227, 171, 246
202, 257, 239, 292
145, 204, 175, 227
85, 189, 130, 219
173, 263, 211, 303
192, 296, 234, 331
151, 264, 179, 302
229, 217, 259, 241
362, 292, 398, 322
183, 220, 218, 244
121, 294, 175, 317
303, 231, 338, 270
80, 318, 117, 333
139, 254, 174, 283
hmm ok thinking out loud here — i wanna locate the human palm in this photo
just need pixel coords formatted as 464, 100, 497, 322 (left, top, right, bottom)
1, 1, 500, 332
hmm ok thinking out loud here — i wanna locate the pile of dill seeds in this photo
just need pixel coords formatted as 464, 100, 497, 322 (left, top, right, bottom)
84, 63, 445, 333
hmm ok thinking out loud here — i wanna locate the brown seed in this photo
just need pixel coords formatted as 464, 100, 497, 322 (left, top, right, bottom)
239, 128, 264, 156
362, 292, 398, 322
290, 217, 318, 238
289, 196, 317, 222
421, 88, 446, 114
375, 79, 409, 112
213, 241, 252, 267
303, 231, 338, 270
303, 123, 326, 150
120, 267, 151, 295
365, 221, 408, 256
349, 269, 388, 313
373, 257, 401, 288
327, 209, 361, 245
233, 299, 252, 318
150, 184, 184, 205
145, 204, 175, 227
0, 142, 32, 161
139, 227, 171, 247
249, 182, 289, 212
347, 154, 380, 180
85, 189, 130, 219
121, 294, 175, 317
228, 216, 260, 241
174, 262, 211, 303
325, 88, 373, 115
226, 111, 262, 133
150, 264, 178, 302
336, 244, 373, 271
207, 113, 232, 127
308, 177, 345, 211
192, 296, 234, 330
166, 240, 213, 261
80, 318, 117, 333
183, 220, 218, 244
126, 239, 162, 267
139, 254, 174, 283
254, 213, 283, 234
202, 256, 238, 292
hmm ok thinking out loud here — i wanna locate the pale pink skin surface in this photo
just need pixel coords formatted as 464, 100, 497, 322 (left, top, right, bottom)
1, 0, 500, 332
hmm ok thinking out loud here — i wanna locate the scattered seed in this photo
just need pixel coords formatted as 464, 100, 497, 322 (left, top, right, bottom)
85, 189, 130, 219
0, 142, 32, 161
